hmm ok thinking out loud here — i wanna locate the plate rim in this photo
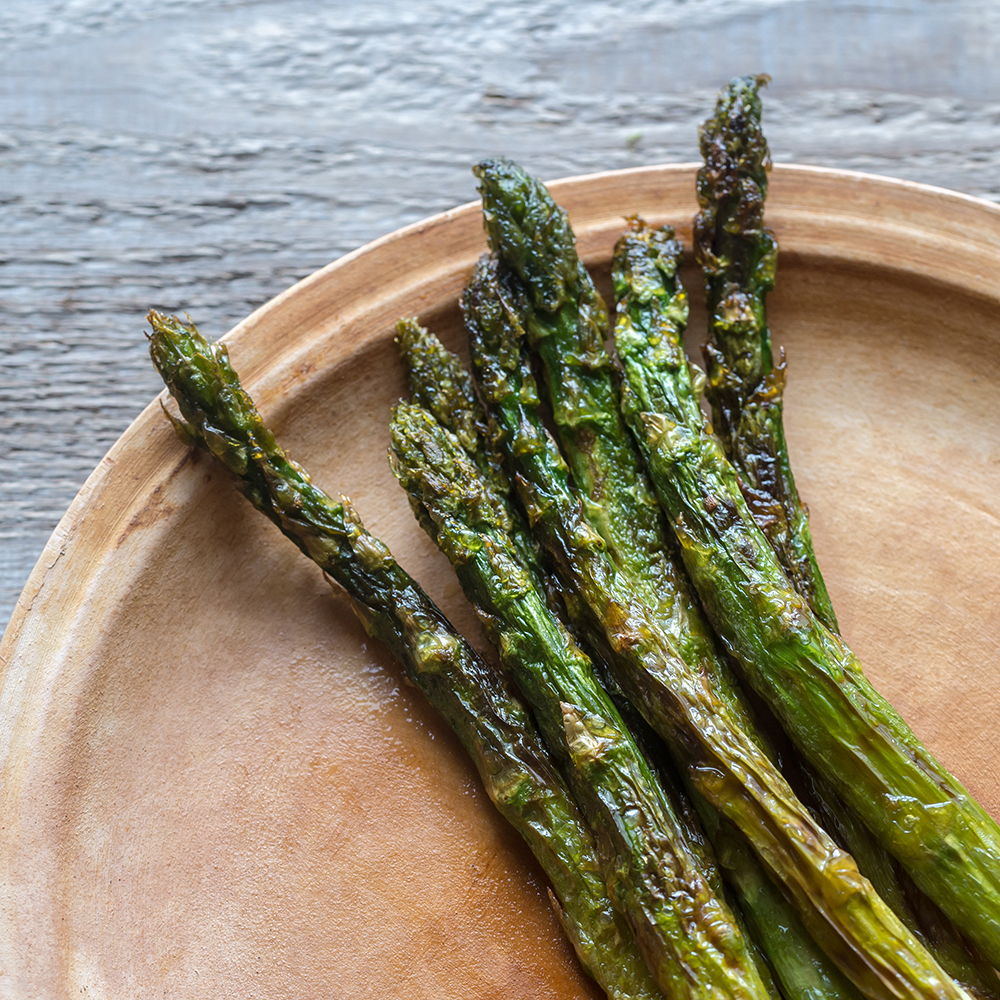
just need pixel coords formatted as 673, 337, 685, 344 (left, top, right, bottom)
7, 159, 1000, 711
6, 160, 1000, 668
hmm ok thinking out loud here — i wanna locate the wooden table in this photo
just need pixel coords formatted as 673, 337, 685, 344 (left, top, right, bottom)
4, 0, 1000, 631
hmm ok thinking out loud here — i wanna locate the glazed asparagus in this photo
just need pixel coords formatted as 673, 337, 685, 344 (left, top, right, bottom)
477, 152, 999, 998
395, 317, 561, 613
694, 74, 837, 631
694, 75, 1000, 997
465, 251, 970, 1000
783, 749, 999, 999
472, 156, 863, 1000
396, 317, 508, 493
397, 318, 786, 1000
146, 310, 666, 1000
389, 398, 774, 1000
611, 217, 1000, 970
402, 319, 856, 1000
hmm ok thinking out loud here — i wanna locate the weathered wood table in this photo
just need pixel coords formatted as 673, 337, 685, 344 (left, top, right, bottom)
3, 0, 1000, 629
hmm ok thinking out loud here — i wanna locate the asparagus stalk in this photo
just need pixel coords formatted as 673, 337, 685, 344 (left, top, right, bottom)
611, 217, 1000, 971
694, 77, 1000, 997
396, 317, 508, 492
389, 398, 773, 1000
464, 251, 971, 1000
473, 156, 864, 1000
146, 310, 666, 1000
395, 317, 562, 614
783, 750, 999, 1000
396, 318, 786, 1000
473, 158, 772, 744
694, 74, 837, 632
472, 160, 671, 601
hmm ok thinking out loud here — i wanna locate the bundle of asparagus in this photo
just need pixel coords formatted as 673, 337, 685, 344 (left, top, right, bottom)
146, 73, 1000, 1000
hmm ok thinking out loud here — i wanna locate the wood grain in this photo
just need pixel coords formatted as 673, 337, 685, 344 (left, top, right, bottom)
6, 0, 1000, 627
2, 165, 1000, 997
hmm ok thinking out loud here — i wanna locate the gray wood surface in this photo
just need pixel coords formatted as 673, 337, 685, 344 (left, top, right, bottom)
3, 0, 1000, 632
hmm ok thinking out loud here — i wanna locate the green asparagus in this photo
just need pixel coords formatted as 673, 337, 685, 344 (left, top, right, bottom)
390, 398, 773, 1000
694, 74, 837, 631
476, 151, 998, 1000
396, 317, 787, 1000
783, 748, 999, 1000
611, 216, 1000, 971
473, 155, 864, 1000
146, 309, 665, 1000
395, 316, 563, 615
396, 317, 507, 491
694, 76, 1000, 997
465, 251, 970, 1000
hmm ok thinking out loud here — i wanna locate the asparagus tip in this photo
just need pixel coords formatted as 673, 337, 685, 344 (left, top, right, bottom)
394, 316, 425, 355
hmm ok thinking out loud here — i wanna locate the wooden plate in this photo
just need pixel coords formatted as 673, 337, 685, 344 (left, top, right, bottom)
3, 165, 1000, 998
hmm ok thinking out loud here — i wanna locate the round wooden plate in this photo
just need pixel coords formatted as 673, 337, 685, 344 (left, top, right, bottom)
3, 165, 1000, 998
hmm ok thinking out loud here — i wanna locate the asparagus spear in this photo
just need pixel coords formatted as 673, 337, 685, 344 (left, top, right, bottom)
694, 74, 837, 632
389, 398, 773, 1000
473, 158, 780, 756
464, 251, 971, 1000
783, 749, 1000, 1000
472, 156, 864, 1000
396, 318, 788, 1000
695, 77, 1000, 997
146, 310, 666, 1000
395, 317, 507, 491
610, 217, 1000, 971
476, 152, 952, 997
395, 316, 562, 614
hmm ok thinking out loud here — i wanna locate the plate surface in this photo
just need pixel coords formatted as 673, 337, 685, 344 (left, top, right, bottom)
3, 164, 1000, 998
